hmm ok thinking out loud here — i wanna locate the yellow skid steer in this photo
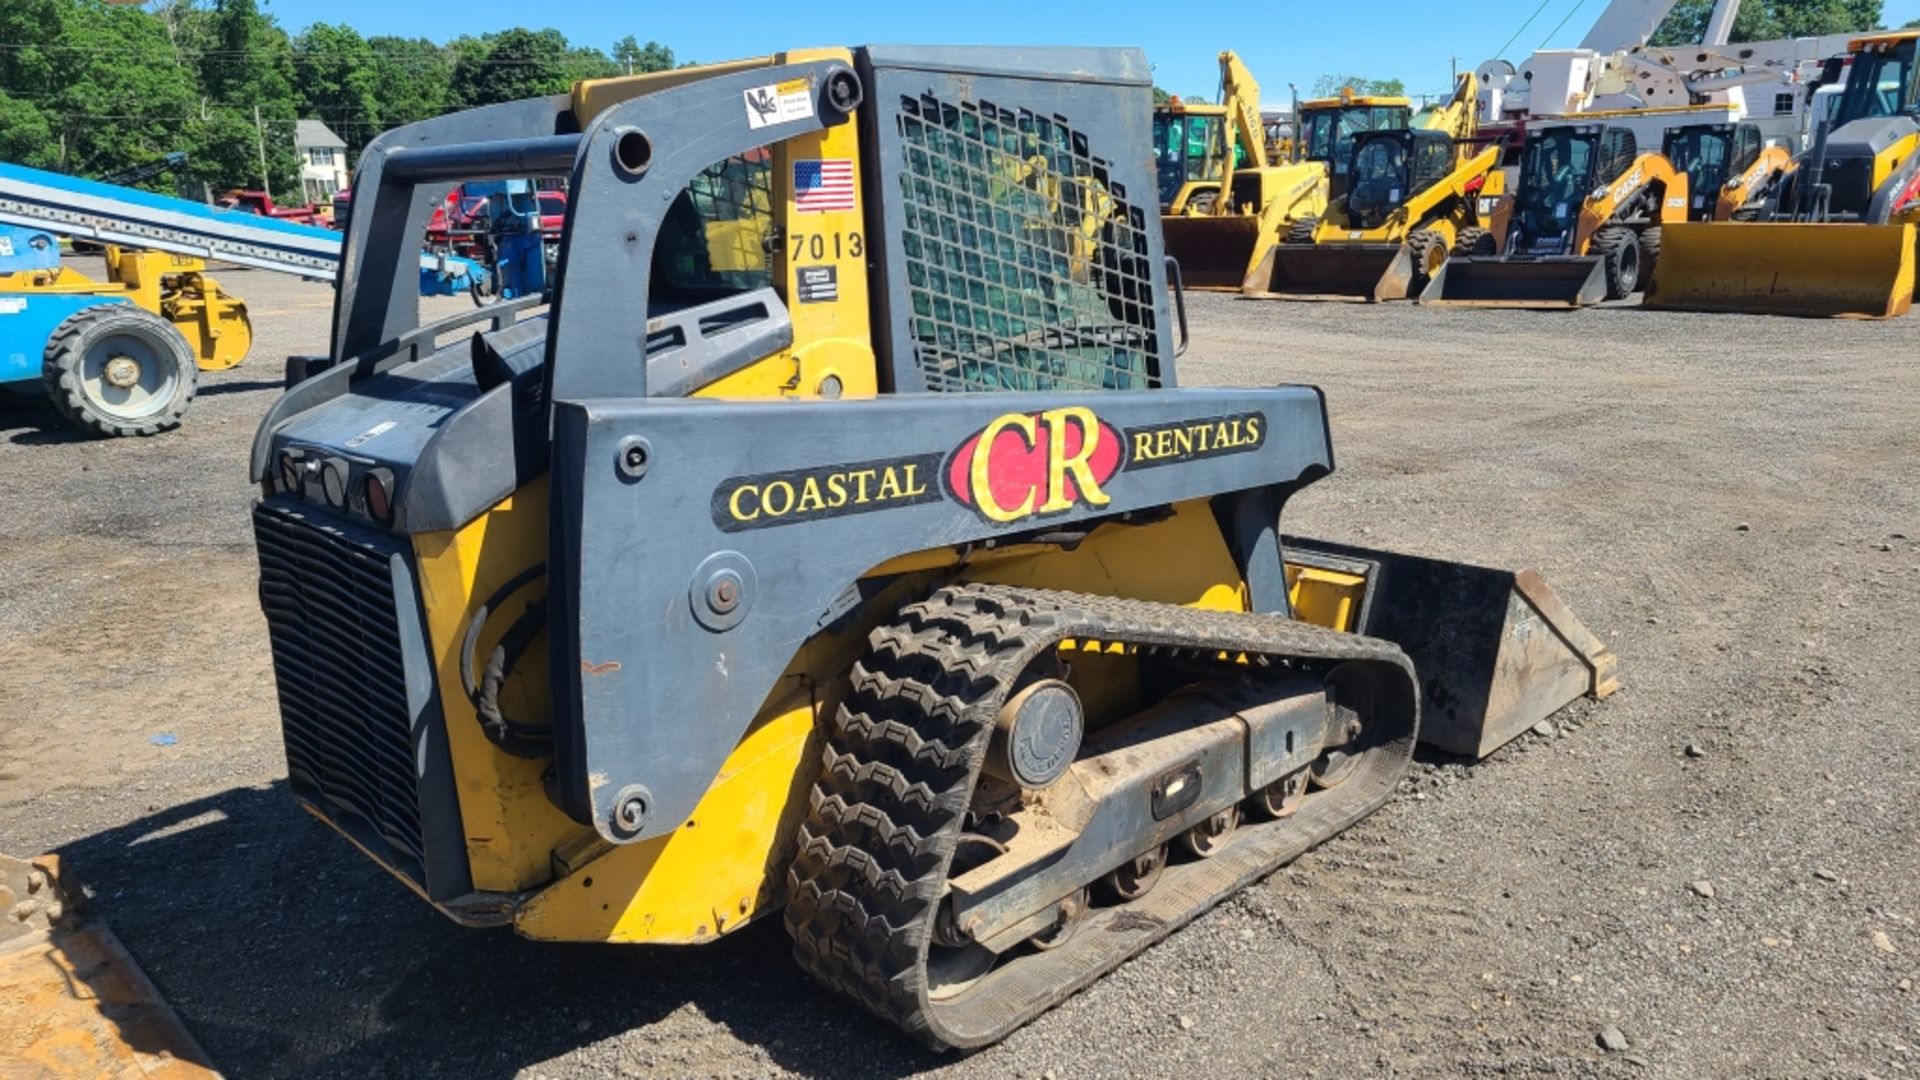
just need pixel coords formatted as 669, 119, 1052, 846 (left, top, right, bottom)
1421, 124, 1687, 307
1243, 73, 1502, 301
1646, 30, 1920, 318
1162, 67, 1412, 290
244, 45, 1615, 1050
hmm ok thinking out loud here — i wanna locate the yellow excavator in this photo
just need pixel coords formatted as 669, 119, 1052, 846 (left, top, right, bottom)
1421, 123, 1688, 307
1163, 71, 1415, 290
1647, 29, 1920, 318
1243, 72, 1503, 301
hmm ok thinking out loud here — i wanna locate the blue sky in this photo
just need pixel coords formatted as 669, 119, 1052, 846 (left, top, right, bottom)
259, 0, 1920, 106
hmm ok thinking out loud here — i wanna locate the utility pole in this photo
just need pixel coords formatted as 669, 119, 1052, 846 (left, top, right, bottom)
1451, 55, 1459, 86
253, 104, 272, 200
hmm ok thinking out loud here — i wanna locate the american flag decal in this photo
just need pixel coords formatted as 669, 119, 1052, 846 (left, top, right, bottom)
794, 159, 855, 213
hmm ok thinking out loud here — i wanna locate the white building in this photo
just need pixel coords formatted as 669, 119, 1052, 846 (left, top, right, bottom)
295, 120, 348, 203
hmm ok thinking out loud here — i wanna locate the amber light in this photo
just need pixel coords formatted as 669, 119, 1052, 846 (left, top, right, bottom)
364, 469, 394, 525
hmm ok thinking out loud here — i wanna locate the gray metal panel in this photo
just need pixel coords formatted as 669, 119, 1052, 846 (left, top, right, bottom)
335, 95, 572, 361
548, 387, 1331, 841
858, 47, 1174, 394
543, 60, 853, 403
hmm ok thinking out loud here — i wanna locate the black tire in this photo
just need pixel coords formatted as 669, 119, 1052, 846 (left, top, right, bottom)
40, 304, 197, 438
1451, 226, 1496, 258
1589, 225, 1642, 301
1283, 214, 1319, 244
1405, 228, 1449, 293
1638, 226, 1662, 291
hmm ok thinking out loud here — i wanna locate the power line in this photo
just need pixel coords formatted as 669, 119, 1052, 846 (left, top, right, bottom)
1537, 0, 1595, 50
1494, 0, 1559, 61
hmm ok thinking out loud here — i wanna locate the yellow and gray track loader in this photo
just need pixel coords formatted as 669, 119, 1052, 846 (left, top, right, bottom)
1422, 124, 1687, 307
1647, 30, 1920, 318
246, 46, 1614, 1050
1243, 73, 1502, 301
1161, 67, 1412, 290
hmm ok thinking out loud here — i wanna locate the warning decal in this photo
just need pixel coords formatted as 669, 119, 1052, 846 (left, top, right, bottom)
744, 78, 814, 130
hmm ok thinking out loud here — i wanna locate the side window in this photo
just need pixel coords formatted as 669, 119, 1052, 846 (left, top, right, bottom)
1415, 139, 1450, 188
651, 150, 775, 302
1773, 92, 1795, 116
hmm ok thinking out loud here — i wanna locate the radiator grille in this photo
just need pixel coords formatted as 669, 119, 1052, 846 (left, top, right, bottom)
254, 502, 427, 887
894, 93, 1161, 393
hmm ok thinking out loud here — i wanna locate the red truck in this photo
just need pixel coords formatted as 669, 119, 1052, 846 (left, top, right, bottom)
216, 190, 323, 226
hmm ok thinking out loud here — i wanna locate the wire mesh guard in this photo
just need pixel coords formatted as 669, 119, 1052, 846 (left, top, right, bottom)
895, 94, 1162, 392
658, 151, 775, 292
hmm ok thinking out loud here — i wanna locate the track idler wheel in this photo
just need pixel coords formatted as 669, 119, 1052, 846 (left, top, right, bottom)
1029, 888, 1089, 952
1251, 769, 1308, 819
1098, 843, 1168, 903
1181, 805, 1240, 858
1311, 664, 1373, 790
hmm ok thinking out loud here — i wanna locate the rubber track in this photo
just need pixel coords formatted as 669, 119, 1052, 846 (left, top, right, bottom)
784, 582, 1419, 1050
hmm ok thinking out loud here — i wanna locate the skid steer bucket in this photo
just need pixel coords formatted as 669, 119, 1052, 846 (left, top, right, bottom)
1, 853, 218, 1079
1162, 215, 1267, 291
1244, 241, 1415, 301
1644, 221, 1916, 318
1420, 255, 1608, 308
1285, 538, 1619, 758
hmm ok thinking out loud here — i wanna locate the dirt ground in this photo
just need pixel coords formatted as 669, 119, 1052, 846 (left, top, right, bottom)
1, 266, 1916, 1079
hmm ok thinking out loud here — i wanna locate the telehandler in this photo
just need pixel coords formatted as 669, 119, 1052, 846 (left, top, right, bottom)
1420, 123, 1686, 306
1647, 29, 1920, 317
1243, 73, 1502, 301
248, 46, 1613, 1049
1159, 56, 1412, 290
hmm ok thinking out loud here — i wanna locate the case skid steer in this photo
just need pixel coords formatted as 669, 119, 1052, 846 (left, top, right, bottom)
1160, 62, 1412, 290
1421, 123, 1686, 307
1662, 122, 1792, 222
247, 46, 1614, 1050
1243, 73, 1503, 301
1646, 30, 1920, 318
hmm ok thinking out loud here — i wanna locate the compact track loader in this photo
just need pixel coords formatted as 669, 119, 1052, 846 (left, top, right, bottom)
247, 46, 1613, 1050
1421, 123, 1686, 307
1646, 30, 1920, 318
1244, 74, 1502, 301
1160, 65, 1412, 290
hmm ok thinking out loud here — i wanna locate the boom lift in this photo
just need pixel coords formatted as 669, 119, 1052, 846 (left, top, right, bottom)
1243, 73, 1504, 301
1646, 30, 1920, 317
1164, 79, 1414, 290
1421, 123, 1687, 306
246, 46, 1613, 1050
0, 162, 485, 436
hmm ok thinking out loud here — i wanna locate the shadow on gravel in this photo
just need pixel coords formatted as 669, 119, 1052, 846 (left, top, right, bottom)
55, 784, 944, 1080
196, 379, 290, 398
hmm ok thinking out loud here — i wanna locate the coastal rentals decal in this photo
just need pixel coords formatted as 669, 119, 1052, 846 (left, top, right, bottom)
710, 406, 1265, 532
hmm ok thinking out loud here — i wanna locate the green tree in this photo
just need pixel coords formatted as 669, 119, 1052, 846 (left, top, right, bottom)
194, 0, 300, 198
367, 36, 453, 131
293, 23, 380, 161
1312, 74, 1407, 97
611, 36, 675, 75
448, 28, 615, 109
0, 0, 202, 183
1651, 0, 1883, 45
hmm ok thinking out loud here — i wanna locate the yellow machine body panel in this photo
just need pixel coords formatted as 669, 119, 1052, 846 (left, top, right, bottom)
0, 248, 251, 370
1644, 221, 1916, 317
1715, 144, 1793, 221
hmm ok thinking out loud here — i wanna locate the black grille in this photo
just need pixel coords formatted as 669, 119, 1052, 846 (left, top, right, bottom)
1817, 156, 1874, 218
894, 93, 1161, 393
254, 502, 428, 887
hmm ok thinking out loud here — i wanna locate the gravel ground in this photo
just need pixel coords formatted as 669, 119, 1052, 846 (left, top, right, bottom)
2, 268, 1917, 1078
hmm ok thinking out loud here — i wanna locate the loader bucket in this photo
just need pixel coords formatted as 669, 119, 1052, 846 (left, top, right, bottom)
1420, 256, 1608, 308
1163, 214, 1268, 291
1, 853, 218, 1079
1284, 538, 1619, 759
1243, 242, 1415, 302
1643, 222, 1916, 318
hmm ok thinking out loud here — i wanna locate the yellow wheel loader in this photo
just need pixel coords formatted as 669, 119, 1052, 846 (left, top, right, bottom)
1421, 123, 1688, 307
1160, 60, 1413, 290
1646, 30, 1920, 318
1243, 73, 1502, 301
247, 46, 1614, 1050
